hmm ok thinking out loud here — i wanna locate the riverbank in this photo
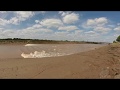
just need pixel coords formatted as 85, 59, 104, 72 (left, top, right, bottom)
0, 43, 119, 79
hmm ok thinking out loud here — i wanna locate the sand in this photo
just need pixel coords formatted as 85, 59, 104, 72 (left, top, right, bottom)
0, 43, 120, 79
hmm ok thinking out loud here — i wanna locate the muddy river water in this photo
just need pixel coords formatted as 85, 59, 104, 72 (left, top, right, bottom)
0, 44, 107, 58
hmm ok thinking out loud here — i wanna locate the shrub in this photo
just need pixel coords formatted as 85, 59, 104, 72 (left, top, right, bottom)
116, 35, 120, 42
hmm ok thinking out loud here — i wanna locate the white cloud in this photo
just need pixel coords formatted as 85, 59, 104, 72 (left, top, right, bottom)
59, 11, 64, 15
39, 11, 46, 14
2, 30, 14, 34
55, 31, 69, 35
114, 26, 120, 31
85, 31, 96, 34
86, 19, 96, 26
86, 17, 108, 27
9, 17, 19, 25
84, 31, 101, 38
15, 11, 34, 19
34, 11, 46, 14
58, 26, 78, 31
95, 17, 108, 24
82, 17, 111, 34
0, 12, 117, 43
62, 13, 79, 24
94, 26, 111, 32
75, 30, 83, 34
26, 24, 42, 30
40, 18, 63, 28
59, 11, 72, 16
0, 23, 53, 39
35, 20, 40, 23
0, 11, 7, 13
0, 29, 17, 38
0, 11, 35, 26
23, 24, 52, 33
0, 18, 10, 25
0, 12, 9, 19
9, 11, 35, 24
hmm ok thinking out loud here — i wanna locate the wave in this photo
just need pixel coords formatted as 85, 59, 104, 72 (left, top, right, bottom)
25, 44, 40, 46
21, 50, 67, 58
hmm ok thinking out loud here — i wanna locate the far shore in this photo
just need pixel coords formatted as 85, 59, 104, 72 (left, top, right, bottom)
0, 38, 110, 45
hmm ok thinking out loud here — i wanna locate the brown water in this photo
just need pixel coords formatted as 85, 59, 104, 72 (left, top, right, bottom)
0, 44, 106, 59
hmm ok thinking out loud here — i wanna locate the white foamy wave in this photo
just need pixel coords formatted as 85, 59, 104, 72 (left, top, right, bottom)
21, 50, 66, 58
25, 44, 39, 46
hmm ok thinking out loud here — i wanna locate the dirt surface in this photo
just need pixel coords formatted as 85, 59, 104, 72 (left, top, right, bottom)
0, 43, 119, 79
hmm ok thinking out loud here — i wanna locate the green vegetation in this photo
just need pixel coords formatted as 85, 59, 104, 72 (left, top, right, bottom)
113, 35, 120, 43
116, 35, 120, 42
113, 40, 117, 43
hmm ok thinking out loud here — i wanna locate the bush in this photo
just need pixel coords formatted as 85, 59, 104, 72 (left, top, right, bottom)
116, 35, 120, 42
113, 40, 116, 43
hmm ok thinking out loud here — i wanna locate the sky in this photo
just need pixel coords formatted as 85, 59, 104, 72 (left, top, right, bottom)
0, 11, 120, 43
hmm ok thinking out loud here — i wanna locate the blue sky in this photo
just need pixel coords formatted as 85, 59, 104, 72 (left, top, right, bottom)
0, 11, 120, 42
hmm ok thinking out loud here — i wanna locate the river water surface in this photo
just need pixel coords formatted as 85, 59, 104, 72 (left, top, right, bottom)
0, 44, 106, 58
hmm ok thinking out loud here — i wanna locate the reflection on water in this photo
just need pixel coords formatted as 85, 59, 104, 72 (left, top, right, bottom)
0, 44, 106, 58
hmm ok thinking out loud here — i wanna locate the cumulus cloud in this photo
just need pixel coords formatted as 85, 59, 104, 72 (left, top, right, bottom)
9, 17, 19, 25
0, 11, 35, 26
2, 30, 14, 35
0, 23, 53, 39
62, 12, 79, 24
82, 17, 111, 34
94, 26, 111, 32
59, 11, 72, 16
55, 31, 69, 35
22, 24, 53, 34
84, 31, 101, 38
75, 30, 83, 34
35, 20, 40, 23
58, 25, 78, 31
39, 11, 46, 14
34, 11, 46, 15
85, 31, 96, 34
0, 11, 117, 43
86, 17, 108, 27
0, 29, 17, 38
40, 18, 63, 28
0, 18, 10, 25
54, 31, 70, 40
15, 11, 34, 19
26, 24, 42, 30
10, 11, 35, 24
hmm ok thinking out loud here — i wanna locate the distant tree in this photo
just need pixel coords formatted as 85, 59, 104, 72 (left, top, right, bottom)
5, 38, 12, 40
113, 40, 116, 43
116, 35, 120, 42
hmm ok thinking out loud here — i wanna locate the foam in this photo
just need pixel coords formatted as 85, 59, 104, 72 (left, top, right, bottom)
21, 50, 66, 58
25, 44, 39, 46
